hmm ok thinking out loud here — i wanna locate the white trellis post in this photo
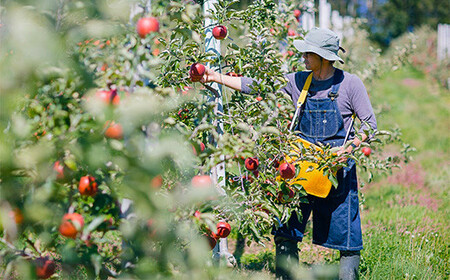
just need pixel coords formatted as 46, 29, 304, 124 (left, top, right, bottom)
129, 0, 152, 24
203, 0, 236, 267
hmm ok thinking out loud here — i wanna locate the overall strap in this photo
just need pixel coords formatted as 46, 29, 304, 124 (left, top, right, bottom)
296, 72, 313, 108
289, 72, 313, 131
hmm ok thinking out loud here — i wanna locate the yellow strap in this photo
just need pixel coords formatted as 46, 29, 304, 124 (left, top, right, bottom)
297, 72, 313, 108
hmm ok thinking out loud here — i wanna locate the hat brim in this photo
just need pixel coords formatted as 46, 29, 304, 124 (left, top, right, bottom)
293, 40, 344, 64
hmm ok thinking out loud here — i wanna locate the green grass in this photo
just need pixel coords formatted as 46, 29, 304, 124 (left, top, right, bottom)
360, 65, 450, 279
369, 65, 450, 168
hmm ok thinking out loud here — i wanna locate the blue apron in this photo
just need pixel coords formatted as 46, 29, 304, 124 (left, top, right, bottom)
273, 70, 363, 251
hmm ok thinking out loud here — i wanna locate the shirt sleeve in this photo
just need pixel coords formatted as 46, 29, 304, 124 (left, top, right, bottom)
240, 77, 258, 94
349, 74, 377, 133
240, 74, 296, 97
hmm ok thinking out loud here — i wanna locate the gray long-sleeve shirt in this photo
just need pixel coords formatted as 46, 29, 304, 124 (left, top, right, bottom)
240, 70, 377, 135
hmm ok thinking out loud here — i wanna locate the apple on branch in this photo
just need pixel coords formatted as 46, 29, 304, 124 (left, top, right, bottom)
212, 25, 227, 40
136, 17, 160, 38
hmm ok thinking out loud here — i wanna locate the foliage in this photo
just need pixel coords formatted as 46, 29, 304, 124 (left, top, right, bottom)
0, 0, 412, 279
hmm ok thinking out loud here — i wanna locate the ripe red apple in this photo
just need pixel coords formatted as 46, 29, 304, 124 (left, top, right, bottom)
9, 208, 24, 224
256, 96, 263, 101
287, 29, 296, 37
216, 221, 231, 238
294, 9, 301, 18
53, 161, 64, 179
191, 175, 213, 188
362, 147, 372, 156
78, 175, 98, 196
151, 175, 163, 189
34, 257, 56, 279
212, 25, 227, 40
189, 63, 205, 82
104, 121, 123, 139
59, 213, 84, 239
152, 48, 160, 56
203, 232, 218, 250
245, 157, 259, 171
96, 89, 119, 105
136, 17, 160, 38
192, 142, 206, 156
194, 210, 201, 219
277, 187, 295, 204
177, 108, 189, 120
279, 162, 296, 179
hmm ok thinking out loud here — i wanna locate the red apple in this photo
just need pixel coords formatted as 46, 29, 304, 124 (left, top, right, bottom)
177, 108, 189, 120
35, 257, 56, 279
96, 89, 119, 105
53, 161, 64, 179
78, 175, 98, 196
136, 17, 160, 38
191, 175, 212, 188
189, 63, 205, 82
151, 175, 163, 189
362, 147, 372, 156
216, 221, 231, 238
152, 48, 160, 56
104, 121, 123, 140
277, 187, 295, 204
193, 142, 206, 155
294, 9, 301, 18
59, 213, 84, 239
194, 210, 201, 219
212, 25, 227, 40
203, 232, 218, 250
256, 96, 263, 101
9, 209, 24, 224
245, 157, 259, 171
279, 162, 296, 179
287, 29, 296, 37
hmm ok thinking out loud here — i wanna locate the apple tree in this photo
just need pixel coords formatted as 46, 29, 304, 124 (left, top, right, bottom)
0, 0, 413, 279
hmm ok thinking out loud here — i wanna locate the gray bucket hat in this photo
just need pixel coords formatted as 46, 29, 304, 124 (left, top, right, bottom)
293, 27, 345, 64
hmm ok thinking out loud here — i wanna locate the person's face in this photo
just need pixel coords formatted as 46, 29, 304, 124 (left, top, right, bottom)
302, 52, 322, 71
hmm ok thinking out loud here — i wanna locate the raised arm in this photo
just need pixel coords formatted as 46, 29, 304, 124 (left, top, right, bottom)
197, 66, 242, 92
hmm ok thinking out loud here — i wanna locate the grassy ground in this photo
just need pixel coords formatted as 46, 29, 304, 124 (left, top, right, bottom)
232, 65, 450, 279
359, 65, 449, 279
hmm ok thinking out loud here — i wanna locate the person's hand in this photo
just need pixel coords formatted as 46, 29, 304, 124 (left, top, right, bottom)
199, 66, 218, 84
335, 146, 352, 163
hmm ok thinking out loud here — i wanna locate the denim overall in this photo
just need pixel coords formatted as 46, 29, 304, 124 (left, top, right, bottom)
273, 70, 363, 251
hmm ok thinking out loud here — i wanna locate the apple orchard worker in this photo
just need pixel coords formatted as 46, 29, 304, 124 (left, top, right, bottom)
195, 28, 377, 280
